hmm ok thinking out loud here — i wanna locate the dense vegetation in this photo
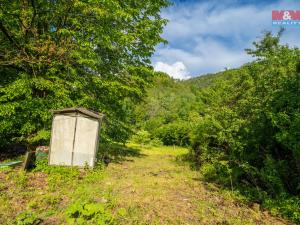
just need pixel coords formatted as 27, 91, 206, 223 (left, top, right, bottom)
1, 1, 299, 223
0, 0, 169, 151
134, 31, 300, 222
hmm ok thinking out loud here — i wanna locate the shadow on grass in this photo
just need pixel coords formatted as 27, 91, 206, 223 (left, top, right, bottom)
0, 144, 26, 162
175, 151, 201, 170
98, 143, 145, 164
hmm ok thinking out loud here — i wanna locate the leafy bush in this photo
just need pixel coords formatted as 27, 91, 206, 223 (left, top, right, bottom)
131, 130, 151, 145
263, 194, 300, 223
187, 31, 300, 222
149, 138, 164, 147
156, 122, 190, 146
65, 201, 115, 225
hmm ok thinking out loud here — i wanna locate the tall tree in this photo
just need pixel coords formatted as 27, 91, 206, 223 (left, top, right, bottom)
0, 0, 169, 148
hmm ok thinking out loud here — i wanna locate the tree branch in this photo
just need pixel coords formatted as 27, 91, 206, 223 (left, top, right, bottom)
0, 21, 21, 50
30, 0, 37, 29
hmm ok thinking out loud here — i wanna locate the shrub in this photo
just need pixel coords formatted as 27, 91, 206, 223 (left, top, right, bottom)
156, 122, 190, 146
263, 194, 300, 223
65, 201, 115, 225
149, 138, 163, 147
131, 130, 151, 145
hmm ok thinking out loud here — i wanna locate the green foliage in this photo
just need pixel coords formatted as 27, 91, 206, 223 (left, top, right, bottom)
134, 73, 196, 146
185, 31, 300, 222
0, 155, 110, 224
0, 0, 169, 149
131, 130, 164, 147
33, 158, 79, 177
134, 30, 300, 222
149, 138, 164, 147
15, 211, 41, 225
131, 130, 151, 145
198, 32, 299, 222
263, 194, 300, 223
65, 201, 115, 225
33, 158, 82, 191
156, 122, 190, 146
260, 155, 285, 195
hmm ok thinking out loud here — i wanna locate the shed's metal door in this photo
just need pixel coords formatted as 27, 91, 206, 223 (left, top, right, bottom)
49, 115, 76, 165
72, 116, 99, 167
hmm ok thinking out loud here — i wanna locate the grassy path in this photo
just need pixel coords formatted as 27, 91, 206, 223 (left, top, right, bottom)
102, 144, 289, 225
0, 144, 292, 224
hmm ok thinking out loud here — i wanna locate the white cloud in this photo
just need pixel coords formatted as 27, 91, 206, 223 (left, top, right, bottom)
154, 61, 191, 80
152, 0, 300, 76
154, 39, 252, 76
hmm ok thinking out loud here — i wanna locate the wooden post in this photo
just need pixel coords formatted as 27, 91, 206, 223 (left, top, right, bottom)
22, 151, 35, 171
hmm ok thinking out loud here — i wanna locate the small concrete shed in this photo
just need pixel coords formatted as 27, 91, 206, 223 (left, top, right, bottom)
49, 107, 104, 167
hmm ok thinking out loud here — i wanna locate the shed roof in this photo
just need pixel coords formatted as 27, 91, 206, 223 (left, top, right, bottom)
53, 107, 104, 120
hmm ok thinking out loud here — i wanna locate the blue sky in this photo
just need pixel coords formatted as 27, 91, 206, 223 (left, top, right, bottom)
152, 0, 300, 79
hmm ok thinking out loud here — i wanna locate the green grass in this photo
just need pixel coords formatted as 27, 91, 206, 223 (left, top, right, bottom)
0, 144, 293, 224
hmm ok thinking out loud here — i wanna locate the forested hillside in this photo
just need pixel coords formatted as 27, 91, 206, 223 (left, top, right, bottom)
134, 31, 300, 222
